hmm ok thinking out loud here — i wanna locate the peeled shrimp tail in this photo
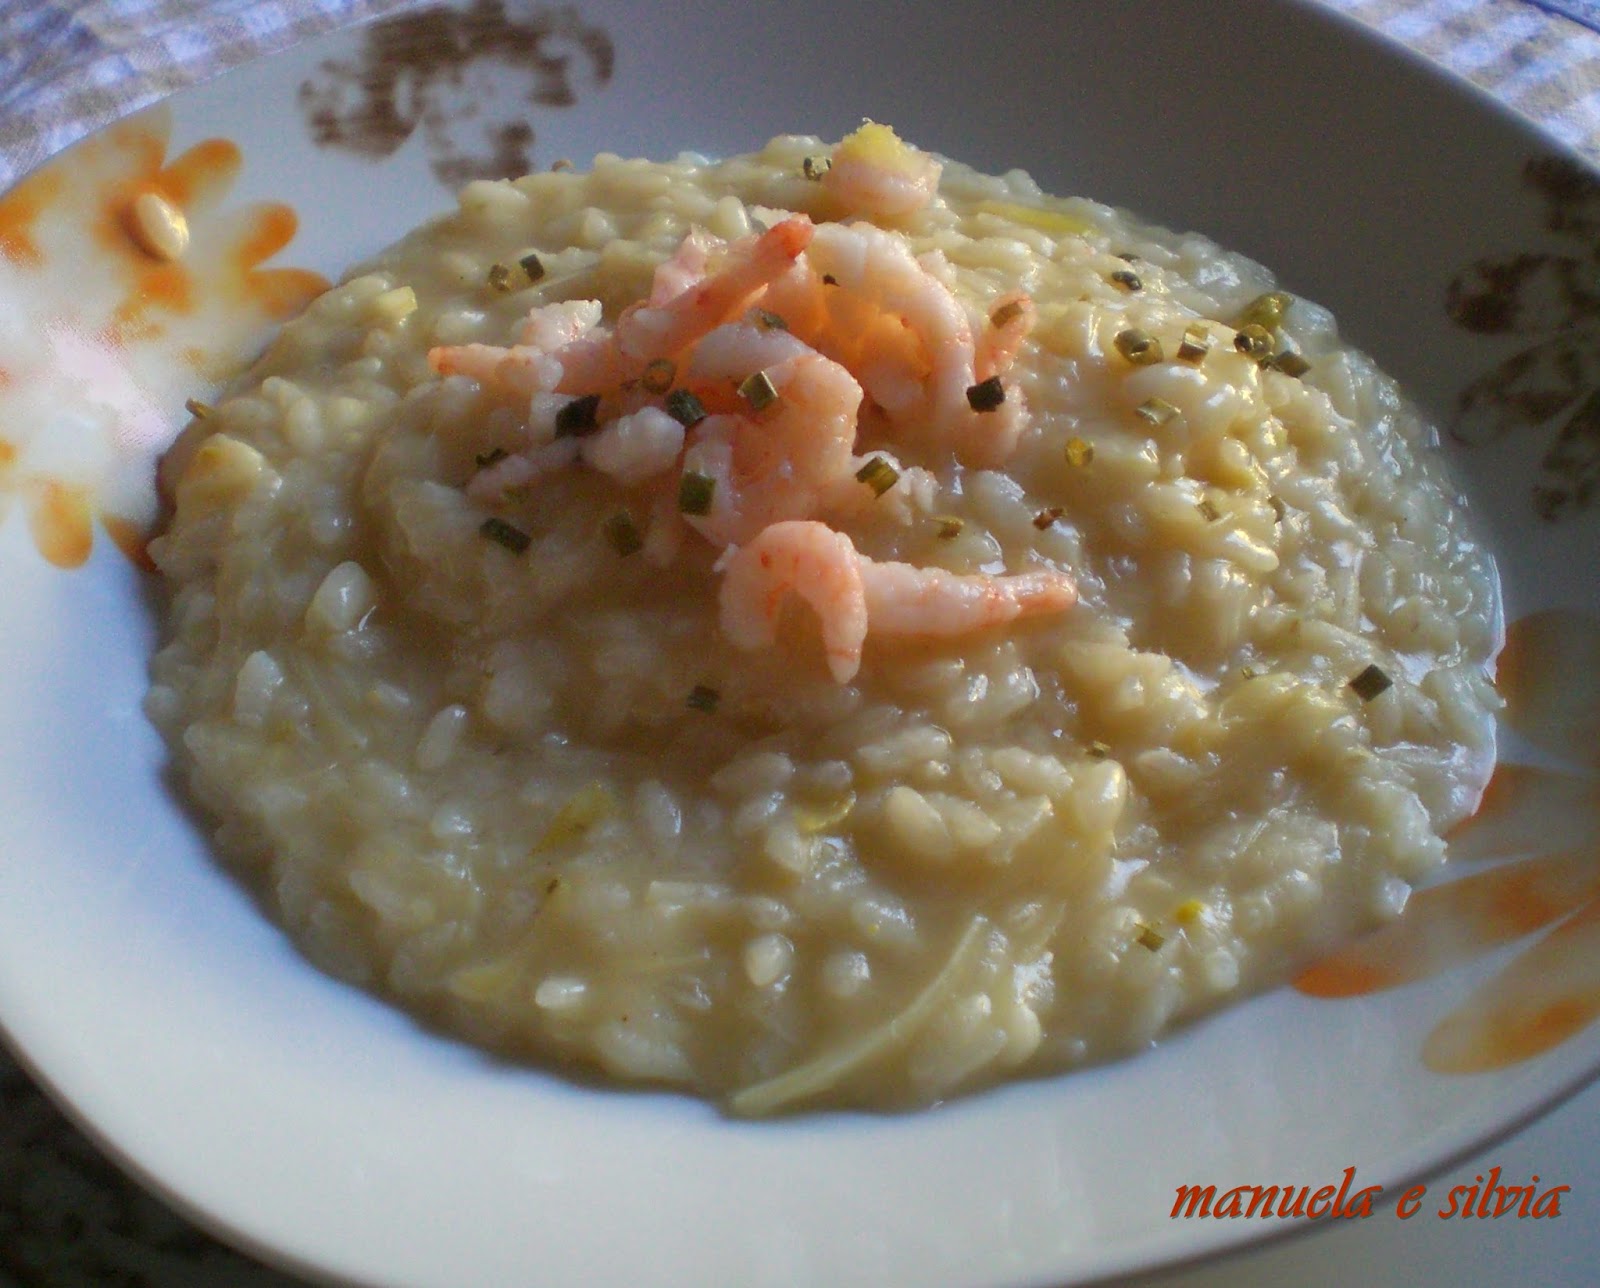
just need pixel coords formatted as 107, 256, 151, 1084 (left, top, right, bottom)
860, 562, 1077, 636
617, 216, 815, 363
717, 521, 868, 683
975, 290, 1036, 381
718, 521, 1077, 683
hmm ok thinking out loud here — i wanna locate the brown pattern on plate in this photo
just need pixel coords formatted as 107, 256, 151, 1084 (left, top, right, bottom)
1446, 156, 1600, 520
298, 0, 615, 188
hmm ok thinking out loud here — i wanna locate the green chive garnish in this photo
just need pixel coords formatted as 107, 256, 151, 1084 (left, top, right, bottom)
966, 376, 1005, 412
474, 447, 509, 469
738, 370, 780, 411
605, 511, 644, 556
642, 358, 676, 394
665, 389, 707, 428
1134, 398, 1179, 427
1135, 924, 1166, 952
1065, 437, 1094, 467
935, 516, 964, 540
1234, 324, 1273, 359
802, 156, 831, 180
1266, 350, 1312, 378
990, 299, 1025, 329
487, 262, 515, 292
855, 456, 899, 497
518, 251, 546, 282
1110, 269, 1142, 292
1197, 498, 1221, 523
1348, 665, 1393, 702
678, 471, 716, 516
1177, 324, 1212, 363
1087, 740, 1110, 759
1114, 328, 1163, 365
480, 516, 531, 553
687, 684, 721, 712
1268, 495, 1286, 523
747, 308, 788, 332
554, 393, 603, 437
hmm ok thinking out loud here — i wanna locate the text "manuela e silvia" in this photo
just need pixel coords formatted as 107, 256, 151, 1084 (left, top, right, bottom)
1172, 1167, 1569, 1221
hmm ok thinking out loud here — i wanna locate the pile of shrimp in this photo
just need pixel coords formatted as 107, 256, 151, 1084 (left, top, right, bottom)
429, 131, 1076, 682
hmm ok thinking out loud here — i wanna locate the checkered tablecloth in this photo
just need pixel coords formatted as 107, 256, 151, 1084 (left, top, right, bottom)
1, 0, 1598, 1282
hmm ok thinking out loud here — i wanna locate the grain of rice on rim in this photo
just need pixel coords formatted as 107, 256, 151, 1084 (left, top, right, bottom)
146, 130, 1500, 1114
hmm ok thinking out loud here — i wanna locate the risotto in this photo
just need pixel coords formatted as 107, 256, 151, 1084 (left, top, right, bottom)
147, 126, 1501, 1113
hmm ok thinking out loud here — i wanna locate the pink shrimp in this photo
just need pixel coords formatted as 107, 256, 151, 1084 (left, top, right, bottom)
717, 522, 868, 683
821, 122, 943, 219
610, 217, 814, 367
429, 299, 603, 397
677, 323, 863, 546
764, 222, 1030, 466
718, 520, 1077, 682
975, 289, 1036, 381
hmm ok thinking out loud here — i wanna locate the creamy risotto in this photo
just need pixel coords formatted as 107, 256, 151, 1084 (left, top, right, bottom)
147, 126, 1500, 1113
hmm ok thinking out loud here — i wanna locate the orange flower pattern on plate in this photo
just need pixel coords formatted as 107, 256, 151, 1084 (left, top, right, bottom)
1296, 609, 1600, 1073
0, 103, 328, 569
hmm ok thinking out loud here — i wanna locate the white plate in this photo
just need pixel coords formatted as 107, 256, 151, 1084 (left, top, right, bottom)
2, 2, 1599, 1284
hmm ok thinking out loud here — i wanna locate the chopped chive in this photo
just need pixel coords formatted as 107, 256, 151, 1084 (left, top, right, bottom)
487, 262, 515, 292
934, 515, 964, 540
474, 446, 509, 469
678, 471, 716, 516
1234, 324, 1273, 358
687, 684, 721, 712
1134, 397, 1179, 427
1239, 663, 1262, 681
604, 511, 644, 556
1177, 323, 1212, 363
641, 358, 676, 394
966, 375, 1006, 412
184, 397, 215, 420
554, 393, 603, 437
1032, 506, 1064, 530
1114, 328, 1163, 365
855, 455, 900, 497
1268, 495, 1286, 523
1266, 350, 1312, 378
1348, 664, 1393, 702
738, 370, 779, 412
665, 388, 707, 428
1110, 269, 1143, 292
821, 273, 838, 286
990, 299, 1025, 329
518, 251, 546, 282
747, 307, 788, 332
1197, 498, 1221, 523
1116, 251, 1140, 263
1086, 740, 1111, 759
1135, 923, 1166, 952
1238, 291, 1291, 331
550, 158, 574, 172
802, 155, 831, 180
480, 516, 531, 554
1064, 437, 1095, 467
